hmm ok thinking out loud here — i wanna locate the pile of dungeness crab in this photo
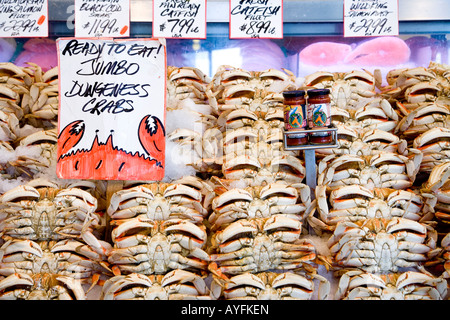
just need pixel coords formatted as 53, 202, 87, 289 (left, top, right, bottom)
0, 61, 449, 300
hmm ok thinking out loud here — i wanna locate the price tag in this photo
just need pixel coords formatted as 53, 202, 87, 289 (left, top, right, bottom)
57, 38, 166, 181
344, 0, 399, 37
0, 0, 48, 37
75, 0, 130, 37
229, 0, 283, 39
152, 0, 206, 39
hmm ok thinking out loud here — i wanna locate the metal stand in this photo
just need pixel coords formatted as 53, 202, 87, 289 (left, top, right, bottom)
282, 124, 338, 198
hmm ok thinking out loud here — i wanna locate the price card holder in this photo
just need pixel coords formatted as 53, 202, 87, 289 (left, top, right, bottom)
344, 0, 399, 37
282, 125, 339, 198
0, 0, 48, 37
75, 0, 130, 38
153, 0, 207, 39
229, 0, 283, 39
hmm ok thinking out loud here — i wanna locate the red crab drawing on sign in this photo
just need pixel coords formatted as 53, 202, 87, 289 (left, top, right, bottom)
57, 115, 165, 180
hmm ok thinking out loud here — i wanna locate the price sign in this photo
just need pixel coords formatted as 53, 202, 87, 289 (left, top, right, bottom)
75, 0, 130, 37
153, 0, 206, 39
344, 0, 399, 37
0, 0, 48, 37
57, 38, 166, 181
229, 0, 283, 39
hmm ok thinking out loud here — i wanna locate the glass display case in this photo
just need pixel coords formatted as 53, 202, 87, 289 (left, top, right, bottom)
1, 0, 449, 77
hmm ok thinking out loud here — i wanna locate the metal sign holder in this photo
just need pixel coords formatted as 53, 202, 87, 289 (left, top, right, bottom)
283, 124, 338, 196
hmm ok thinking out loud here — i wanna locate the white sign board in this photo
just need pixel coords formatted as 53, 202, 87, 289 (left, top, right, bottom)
57, 38, 166, 181
0, 0, 48, 37
344, 0, 399, 37
229, 0, 283, 39
75, 0, 130, 37
152, 0, 207, 39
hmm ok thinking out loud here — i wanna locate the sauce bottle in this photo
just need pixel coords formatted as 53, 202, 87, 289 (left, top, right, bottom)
283, 90, 308, 146
307, 88, 332, 144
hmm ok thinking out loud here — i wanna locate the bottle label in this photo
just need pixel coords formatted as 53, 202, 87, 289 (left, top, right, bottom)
284, 104, 307, 130
309, 102, 331, 128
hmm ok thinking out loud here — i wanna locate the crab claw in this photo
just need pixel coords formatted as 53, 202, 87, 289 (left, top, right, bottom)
138, 115, 165, 167
208, 262, 230, 282
57, 120, 85, 156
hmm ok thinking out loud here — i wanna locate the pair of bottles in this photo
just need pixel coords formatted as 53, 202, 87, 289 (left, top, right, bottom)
283, 88, 332, 146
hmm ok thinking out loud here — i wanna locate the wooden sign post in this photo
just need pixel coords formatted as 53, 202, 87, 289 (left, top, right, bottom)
56, 38, 167, 181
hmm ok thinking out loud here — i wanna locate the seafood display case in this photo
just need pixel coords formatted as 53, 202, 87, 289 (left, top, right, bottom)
0, 0, 449, 302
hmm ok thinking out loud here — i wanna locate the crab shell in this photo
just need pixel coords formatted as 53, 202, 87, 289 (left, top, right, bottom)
0, 63, 32, 105
423, 161, 450, 224
210, 216, 316, 274
107, 182, 208, 224
207, 66, 295, 114
0, 272, 86, 300
0, 184, 99, 241
395, 102, 450, 139
442, 233, 450, 278
0, 109, 20, 141
335, 269, 447, 300
328, 217, 438, 273
211, 271, 330, 300
167, 126, 223, 174
209, 65, 253, 91
314, 185, 432, 231
222, 152, 305, 187
108, 218, 210, 275
20, 64, 58, 111
317, 126, 407, 157
413, 127, 450, 174
209, 182, 311, 230
405, 80, 442, 104
332, 98, 399, 133
382, 67, 439, 101
304, 70, 376, 110
390, 67, 437, 89
212, 85, 284, 114
317, 151, 422, 190
0, 238, 111, 280
11, 128, 58, 176
167, 66, 210, 106
222, 123, 287, 161
220, 107, 284, 132
356, 98, 398, 123
171, 175, 216, 211
101, 269, 213, 300
0, 62, 32, 84
209, 65, 295, 92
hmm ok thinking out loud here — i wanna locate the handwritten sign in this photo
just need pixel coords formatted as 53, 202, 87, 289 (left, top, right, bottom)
153, 0, 206, 39
75, 0, 130, 37
57, 38, 166, 181
0, 0, 48, 37
229, 0, 283, 39
344, 0, 399, 37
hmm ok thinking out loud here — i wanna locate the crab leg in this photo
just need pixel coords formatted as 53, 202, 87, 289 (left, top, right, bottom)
214, 264, 258, 275
0, 273, 34, 293
168, 253, 208, 270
